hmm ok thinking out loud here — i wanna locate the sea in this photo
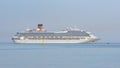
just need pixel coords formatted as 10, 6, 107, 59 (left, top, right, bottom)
0, 43, 120, 68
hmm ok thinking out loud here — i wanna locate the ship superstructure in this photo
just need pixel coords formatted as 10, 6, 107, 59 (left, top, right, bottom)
12, 24, 99, 43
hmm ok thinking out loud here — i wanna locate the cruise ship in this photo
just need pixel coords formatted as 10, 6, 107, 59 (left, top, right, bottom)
12, 24, 99, 43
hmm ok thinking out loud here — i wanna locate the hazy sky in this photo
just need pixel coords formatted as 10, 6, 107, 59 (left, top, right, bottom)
0, 0, 120, 43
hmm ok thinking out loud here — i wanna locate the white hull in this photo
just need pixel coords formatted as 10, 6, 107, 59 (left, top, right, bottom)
13, 38, 98, 44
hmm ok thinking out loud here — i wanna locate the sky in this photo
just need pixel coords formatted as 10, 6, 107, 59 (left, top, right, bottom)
0, 0, 120, 43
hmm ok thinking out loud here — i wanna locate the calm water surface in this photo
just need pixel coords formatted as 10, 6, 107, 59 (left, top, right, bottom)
0, 43, 120, 68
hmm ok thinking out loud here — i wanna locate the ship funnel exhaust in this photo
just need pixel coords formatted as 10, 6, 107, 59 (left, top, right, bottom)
38, 24, 43, 31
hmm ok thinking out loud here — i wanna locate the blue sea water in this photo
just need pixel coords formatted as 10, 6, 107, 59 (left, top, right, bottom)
0, 43, 120, 68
